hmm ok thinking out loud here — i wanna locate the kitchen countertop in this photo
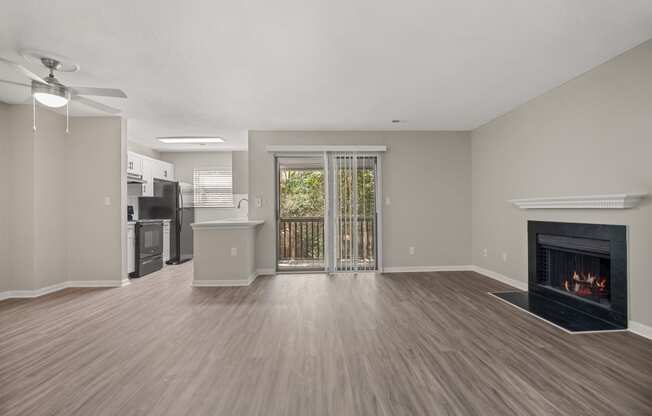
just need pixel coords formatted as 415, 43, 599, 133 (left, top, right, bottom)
127, 219, 172, 225
191, 218, 264, 230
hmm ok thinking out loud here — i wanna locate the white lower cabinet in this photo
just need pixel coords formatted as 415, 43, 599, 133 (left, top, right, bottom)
127, 224, 136, 274
163, 221, 171, 263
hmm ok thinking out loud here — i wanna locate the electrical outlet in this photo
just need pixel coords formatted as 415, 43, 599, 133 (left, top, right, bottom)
502, 252, 508, 262
409, 246, 415, 255
231, 247, 238, 257
482, 248, 488, 257
255, 197, 262, 208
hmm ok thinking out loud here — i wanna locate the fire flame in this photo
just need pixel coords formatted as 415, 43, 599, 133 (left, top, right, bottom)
562, 279, 570, 291
562, 271, 607, 298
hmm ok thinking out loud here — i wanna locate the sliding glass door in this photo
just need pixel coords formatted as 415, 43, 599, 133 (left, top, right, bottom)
276, 152, 381, 273
328, 153, 379, 272
276, 156, 326, 272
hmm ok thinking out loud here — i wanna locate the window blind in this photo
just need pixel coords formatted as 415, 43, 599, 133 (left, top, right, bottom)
193, 168, 233, 208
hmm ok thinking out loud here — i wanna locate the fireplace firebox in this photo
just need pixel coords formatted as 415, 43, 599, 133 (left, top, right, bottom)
493, 221, 627, 332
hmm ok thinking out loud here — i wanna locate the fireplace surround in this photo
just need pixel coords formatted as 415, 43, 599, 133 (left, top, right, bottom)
529, 221, 627, 328
493, 221, 627, 332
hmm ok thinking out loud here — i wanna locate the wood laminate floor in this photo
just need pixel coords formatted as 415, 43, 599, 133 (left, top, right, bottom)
1, 262, 651, 416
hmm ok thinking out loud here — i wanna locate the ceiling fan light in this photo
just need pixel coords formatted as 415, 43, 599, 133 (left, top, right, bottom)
33, 92, 69, 108
31, 79, 70, 108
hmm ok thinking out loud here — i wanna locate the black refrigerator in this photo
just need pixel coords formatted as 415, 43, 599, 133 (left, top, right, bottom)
139, 179, 194, 264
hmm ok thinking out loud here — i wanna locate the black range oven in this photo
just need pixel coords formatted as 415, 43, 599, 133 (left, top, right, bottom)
131, 220, 163, 277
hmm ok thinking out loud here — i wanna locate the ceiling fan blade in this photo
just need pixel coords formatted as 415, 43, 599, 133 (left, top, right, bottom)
70, 86, 127, 98
0, 79, 31, 88
0, 57, 48, 84
73, 96, 121, 114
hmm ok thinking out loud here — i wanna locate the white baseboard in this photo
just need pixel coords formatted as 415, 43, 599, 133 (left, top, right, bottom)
0, 282, 67, 300
382, 265, 474, 273
470, 265, 528, 291
192, 268, 277, 287
193, 273, 257, 287
0, 280, 125, 301
628, 321, 652, 340
66, 280, 124, 288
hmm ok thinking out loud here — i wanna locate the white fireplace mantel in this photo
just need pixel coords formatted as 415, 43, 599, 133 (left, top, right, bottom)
509, 193, 647, 209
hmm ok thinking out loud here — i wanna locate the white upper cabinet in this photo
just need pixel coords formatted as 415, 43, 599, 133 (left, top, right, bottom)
152, 160, 175, 181
141, 157, 154, 196
166, 164, 175, 181
127, 151, 175, 197
127, 152, 143, 176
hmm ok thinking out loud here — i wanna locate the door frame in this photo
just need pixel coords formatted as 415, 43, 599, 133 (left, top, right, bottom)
272, 151, 383, 274
274, 154, 328, 274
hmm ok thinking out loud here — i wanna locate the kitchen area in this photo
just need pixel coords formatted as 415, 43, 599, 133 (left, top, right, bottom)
125, 146, 249, 280
126, 150, 194, 278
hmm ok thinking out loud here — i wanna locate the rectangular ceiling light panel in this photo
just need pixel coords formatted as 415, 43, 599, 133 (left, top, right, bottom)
157, 137, 224, 144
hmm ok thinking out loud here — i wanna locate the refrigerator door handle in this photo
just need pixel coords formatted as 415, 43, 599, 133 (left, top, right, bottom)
178, 185, 183, 232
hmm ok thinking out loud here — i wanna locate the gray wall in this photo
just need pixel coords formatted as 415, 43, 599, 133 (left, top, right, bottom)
0, 104, 9, 291
248, 131, 472, 271
160, 151, 248, 222
471, 40, 652, 327
160, 151, 232, 184
6, 106, 37, 291
232, 151, 249, 194
128, 140, 161, 159
33, 107, 68, 289
1, 105, 124, 292
66, 117, 125, 283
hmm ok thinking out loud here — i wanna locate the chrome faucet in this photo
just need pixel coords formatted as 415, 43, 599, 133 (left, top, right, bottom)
237, 198, 248, 209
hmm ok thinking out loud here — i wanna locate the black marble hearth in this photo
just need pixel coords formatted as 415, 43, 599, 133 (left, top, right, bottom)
492, 221, 627, 333
492, 291, 626, 332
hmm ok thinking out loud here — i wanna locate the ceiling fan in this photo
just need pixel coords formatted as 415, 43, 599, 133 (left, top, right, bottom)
0, 51, 127, 115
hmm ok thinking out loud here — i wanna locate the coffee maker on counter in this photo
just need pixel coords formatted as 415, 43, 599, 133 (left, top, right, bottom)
127, 205, 134, 221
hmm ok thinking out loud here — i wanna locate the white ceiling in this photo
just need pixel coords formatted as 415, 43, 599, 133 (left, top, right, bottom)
1, 1, 651, 151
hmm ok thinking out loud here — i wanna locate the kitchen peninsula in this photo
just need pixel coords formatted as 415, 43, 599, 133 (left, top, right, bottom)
190, 219, 264, 286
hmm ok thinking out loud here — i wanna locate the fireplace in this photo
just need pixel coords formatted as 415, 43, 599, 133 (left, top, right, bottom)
536, 235, 611, 304
493, 221, 627, 332
529, 221, 627, 329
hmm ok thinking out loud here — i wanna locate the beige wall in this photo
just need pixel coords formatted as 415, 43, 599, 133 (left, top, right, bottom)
160, 151, 248, 222
471, 40, 652, 327
248, 131, 472, 271
1, 105, 124, 293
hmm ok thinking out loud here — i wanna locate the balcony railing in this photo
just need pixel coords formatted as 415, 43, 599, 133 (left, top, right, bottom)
278, 217, 375, 270
279, 217, 324, 268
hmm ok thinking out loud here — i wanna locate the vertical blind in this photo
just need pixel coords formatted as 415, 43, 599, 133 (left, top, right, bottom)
332, 152, 377, 272
193, 168, 233, 208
